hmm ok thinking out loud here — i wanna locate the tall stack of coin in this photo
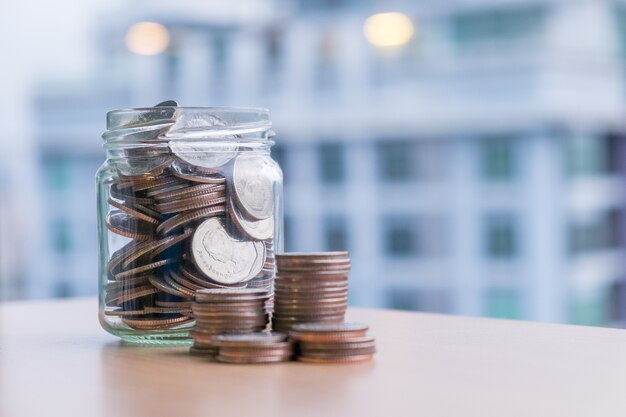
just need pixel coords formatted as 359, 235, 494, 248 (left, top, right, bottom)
212, 333, 293, 364
272, 252, 350, 332
290, 322, 376, 364
190, 289, 270, 357
102, 102, 277, 333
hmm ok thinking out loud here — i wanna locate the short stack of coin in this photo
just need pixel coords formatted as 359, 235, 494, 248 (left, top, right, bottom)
190, 288, 271, 357
290, 322, 376, 364
212, 333, 293, 364
272, 252, 350, 332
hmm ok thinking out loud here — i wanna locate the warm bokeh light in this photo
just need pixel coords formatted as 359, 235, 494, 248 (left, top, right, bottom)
363, 12, 414, 47
125, 22, 170, 56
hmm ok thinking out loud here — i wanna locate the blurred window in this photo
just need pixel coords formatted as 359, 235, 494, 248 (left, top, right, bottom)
566, 133, 619, 177
568, 209, 621, 255
318, 143, 345, 184
377, 141, 413, 181
266, 28, 283, 73
384, 215, 416, 257
324, 215, 349, 251
484, 212, 517, 259
452, 6, 545, 46
50, 218, 72, 254
486, 289, 520, 319
43, 156, 72, 191
415, 141, 447, 181
315, 30, 338, 90
570, 293, 607, 326
386, 288, 449, 313
481, 136, 516, 181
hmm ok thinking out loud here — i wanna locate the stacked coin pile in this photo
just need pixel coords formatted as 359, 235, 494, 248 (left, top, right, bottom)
290, 322, 376, 364
190, 288, 271, 357
272, 252, 350, 332
103, 102, 277, 331
212, 333, 293, 364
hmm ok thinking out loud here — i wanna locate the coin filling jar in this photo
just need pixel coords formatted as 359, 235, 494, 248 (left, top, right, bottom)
97, 106, 283, 344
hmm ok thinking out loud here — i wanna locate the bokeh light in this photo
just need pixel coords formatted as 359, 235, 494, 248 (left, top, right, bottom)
363, 12, 414, 47
125, 22, 170, 56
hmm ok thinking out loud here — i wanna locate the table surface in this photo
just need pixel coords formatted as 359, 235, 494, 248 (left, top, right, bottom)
1, 298, 626, 417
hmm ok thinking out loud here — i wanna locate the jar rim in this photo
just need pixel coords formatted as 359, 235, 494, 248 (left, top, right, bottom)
103, 106, 273, 143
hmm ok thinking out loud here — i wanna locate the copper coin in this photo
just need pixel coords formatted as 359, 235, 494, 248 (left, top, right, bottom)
156, 205, 226, 235
163, 271, 196, 297
106, 211, 155, 241
180, 264, 248, 289
105, 275, 150, 291
143, 306, 193, 315
195, 288, 268, 301
114, 258, 177, 280
148, 275, 191, 298
211, 332, 287, 346
106, 285, 159, 306
216, 355, 291, 364
297, 354, 374, 364
155, 300, 194, 308
299, 345, 376, 356
122, 315, 193, 330
131, 175, 185, 192
155, 182, 226, 202
103, 307, 151, 316
154, 190, 226, 214
147, 228, 194, 259
276, 252, 348, 261
110, 183, 154, 205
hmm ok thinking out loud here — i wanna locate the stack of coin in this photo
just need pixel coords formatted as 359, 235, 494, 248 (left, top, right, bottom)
212, 333, 293, 364
190, 288, 271, 357
102, 102, 277, 332
272, 252, 350, 332
290, 322, 376, 364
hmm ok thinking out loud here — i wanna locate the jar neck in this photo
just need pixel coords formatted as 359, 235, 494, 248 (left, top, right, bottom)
102, 106, 274, 157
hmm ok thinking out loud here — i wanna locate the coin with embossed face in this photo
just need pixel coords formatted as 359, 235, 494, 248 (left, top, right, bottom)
232, 154, 274, 220
191, 218, 265, 284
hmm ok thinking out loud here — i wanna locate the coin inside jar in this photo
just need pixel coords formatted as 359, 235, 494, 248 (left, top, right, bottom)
232, 154, 274, 220
191, 218, 266, 285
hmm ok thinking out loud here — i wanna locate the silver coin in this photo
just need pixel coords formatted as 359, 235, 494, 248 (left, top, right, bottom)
228, 198, 274, 240
191, 218, 266, 285
232, 154, 274, 220
169, 141, 237, 170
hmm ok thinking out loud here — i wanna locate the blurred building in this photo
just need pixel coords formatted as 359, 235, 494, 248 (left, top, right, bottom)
26, 0, 626, 325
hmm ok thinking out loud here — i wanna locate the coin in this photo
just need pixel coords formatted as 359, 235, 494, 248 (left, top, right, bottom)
232, 154, 274, 220
106, 211, 155, 241
169, 141, 237, 169
171, 159, 227, 184
156, 205, 226, 235
122, 315, 193, 330
191, 218, 266, 284
227, 198, 274, 241
296, 354, 374, 364
114, 258, 177, 280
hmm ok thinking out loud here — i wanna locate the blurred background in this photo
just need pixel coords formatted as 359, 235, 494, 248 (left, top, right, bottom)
2, 0, 626, 327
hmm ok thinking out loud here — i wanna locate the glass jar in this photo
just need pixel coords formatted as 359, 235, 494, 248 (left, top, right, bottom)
97, 106, 282, 344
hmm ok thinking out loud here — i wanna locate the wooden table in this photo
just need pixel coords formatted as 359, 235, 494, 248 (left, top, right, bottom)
1, 298, 626, 417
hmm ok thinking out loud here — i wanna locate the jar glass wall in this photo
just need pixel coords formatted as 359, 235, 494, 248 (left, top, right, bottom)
96, 107, 282, 344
